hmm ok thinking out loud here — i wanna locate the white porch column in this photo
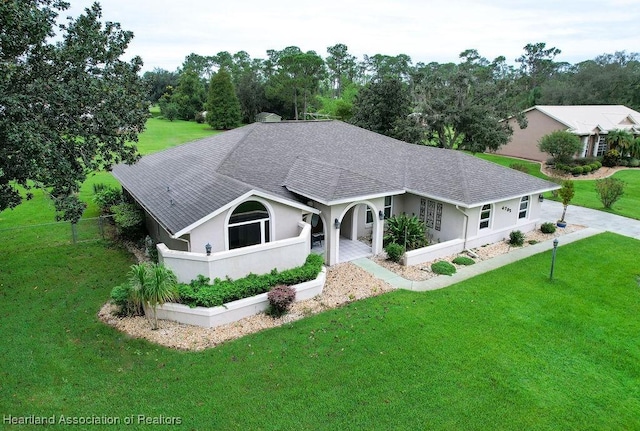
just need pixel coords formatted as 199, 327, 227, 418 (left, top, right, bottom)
581, 136, 589, 157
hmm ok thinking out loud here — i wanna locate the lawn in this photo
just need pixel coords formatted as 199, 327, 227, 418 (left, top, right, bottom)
474, 152, 640, 220
1, 232, 639, 429
0, 117, 219, 228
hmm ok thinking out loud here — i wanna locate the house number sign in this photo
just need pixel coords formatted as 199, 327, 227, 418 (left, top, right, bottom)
501, 206, 512, 213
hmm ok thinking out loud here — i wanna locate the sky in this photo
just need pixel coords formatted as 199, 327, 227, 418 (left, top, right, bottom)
64, 0, 640, 73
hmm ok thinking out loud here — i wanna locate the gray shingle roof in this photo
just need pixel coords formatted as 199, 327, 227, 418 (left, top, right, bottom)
113, 120, 558, 236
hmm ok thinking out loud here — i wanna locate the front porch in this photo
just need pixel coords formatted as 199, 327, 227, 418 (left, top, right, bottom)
312, 236, 373, 263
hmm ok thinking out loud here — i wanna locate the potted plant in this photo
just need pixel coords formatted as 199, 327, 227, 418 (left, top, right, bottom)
556, 180, 574, 228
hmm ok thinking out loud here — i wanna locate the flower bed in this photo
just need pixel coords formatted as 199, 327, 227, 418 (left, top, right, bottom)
150, 268, 326, 328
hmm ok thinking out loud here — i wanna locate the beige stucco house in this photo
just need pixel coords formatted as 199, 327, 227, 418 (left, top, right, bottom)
497, 105, 640, 162
113, 121, 558, 283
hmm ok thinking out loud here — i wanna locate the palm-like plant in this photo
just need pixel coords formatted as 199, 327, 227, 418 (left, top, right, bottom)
128, 263, 178, 330
629, 137, 640, 160
384, 213, 427, 250
606, 129, 634, 155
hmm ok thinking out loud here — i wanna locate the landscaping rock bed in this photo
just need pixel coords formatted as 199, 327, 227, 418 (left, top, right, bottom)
99, 262, 393, 351
372, 223, 585, 281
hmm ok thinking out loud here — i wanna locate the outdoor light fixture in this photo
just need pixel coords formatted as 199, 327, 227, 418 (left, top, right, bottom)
205, 243, 212, 256
550, 238, 559, 280
334, 218, 341, 229
538, 194, 544, 202
378, 210, 384, 220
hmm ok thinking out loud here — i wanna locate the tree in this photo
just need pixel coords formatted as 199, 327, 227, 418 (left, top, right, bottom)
0, 1, 148, 221
538, 130, 582, 163
326, 43, 357, 97
171, 68, 206, 121
129, 263, 178, 330
606, 129, 634, 155
558, 180, 575, 223
142, 68, 179, 103
516, 42, 562, 106
206, 68, 242, 130
351, 75, 424, 143
416, 52, 522, 151
595, 178, 625, 209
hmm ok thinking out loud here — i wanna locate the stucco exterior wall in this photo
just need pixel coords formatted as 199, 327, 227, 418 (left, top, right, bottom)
496, 109, 569, 162
399, 194, 466, 244
159, 222, 311, 283
465, 195, 541, 248
145, 213, 189, 251
189, 196, 304, 254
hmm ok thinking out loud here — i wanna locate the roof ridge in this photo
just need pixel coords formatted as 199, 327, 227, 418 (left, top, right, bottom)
214, 123, 260, 173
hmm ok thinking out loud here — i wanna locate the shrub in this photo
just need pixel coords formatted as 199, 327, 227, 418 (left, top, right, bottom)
593, 160, 602, 169
509, 230, 525, 246
629, 158, 640, 167
195, 111, 206, 124
540, 222, 556, 234
177, 253, 324, 308
267, 285, 296, 317
431, 261, 456, 276
110, 283, 142, 317
582, 165, 591, 174
112, 202, 145, 239
509, 163, 529, 174
602, 149, 621, 167
92, 185, 123, 215
385, 242, 405, 263
538, 130, 582, 164
384, 213, 427, 250
129, 263, 179, 330
595, 177, 625, 209
590, 163, 600, 172
571, 166, 583, 175
619, 158, 629, 167
452, 256, 475, 266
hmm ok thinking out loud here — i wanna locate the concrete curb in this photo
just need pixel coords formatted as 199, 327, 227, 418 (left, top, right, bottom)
352, 227, 604, 292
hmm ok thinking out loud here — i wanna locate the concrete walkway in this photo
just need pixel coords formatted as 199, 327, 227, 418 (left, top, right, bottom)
353, 200, 640, 291
352, 228, 602, 291
539, 200, 640, 240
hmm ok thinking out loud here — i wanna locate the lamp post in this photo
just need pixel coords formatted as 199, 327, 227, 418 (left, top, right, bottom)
550, 238, 559, 280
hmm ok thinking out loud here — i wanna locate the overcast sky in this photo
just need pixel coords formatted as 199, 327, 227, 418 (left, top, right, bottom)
65, 0, 639, 73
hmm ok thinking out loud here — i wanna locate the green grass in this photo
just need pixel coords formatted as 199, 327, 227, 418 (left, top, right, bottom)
1, 232, 639, 429
474, 152, 549, 180
474, 152, 640, 220
0, 118, 219, 228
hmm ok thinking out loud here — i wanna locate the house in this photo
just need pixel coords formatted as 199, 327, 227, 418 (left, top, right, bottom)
255, 112, 282, 123
497, 105, 640, 162
113, 121, 559, 283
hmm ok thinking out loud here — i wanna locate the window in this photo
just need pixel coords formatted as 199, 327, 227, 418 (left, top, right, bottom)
366, 196, 393, 223
518, 196, 529, 219
596, 135, 608, 157
228, 201, 270, 249
479, 204, 491, 229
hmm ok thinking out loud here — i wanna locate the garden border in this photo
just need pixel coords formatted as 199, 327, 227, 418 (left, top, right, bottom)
148, 267, 326, 328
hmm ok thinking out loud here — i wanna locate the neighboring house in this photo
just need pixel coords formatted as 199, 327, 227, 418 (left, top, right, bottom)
255, 112, 282, 123
497, 105, 640, 162
113, 121, 558, 283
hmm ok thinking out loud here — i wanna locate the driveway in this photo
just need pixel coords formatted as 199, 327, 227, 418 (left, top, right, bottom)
539, 200, 640, 240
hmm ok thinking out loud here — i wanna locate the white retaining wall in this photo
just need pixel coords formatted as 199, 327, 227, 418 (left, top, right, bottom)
404, 239, 465, 266
158, 222, 311, 283
150, 268, 326, 328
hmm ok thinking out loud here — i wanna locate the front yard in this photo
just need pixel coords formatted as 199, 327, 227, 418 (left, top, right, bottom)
1, 232, 639, 429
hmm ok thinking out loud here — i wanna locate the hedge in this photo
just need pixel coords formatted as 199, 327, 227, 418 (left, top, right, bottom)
176, 254, 324, 308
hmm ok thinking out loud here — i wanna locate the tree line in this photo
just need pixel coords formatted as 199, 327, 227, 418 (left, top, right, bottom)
145, 43, 640, 152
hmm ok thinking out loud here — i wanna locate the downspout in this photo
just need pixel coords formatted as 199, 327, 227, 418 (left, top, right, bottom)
455, 205, 469, 251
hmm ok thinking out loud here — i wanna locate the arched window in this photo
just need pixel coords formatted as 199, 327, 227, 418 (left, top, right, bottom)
479, 204, 491, 229
228, 201, 270, 249
518, 196, 529, 219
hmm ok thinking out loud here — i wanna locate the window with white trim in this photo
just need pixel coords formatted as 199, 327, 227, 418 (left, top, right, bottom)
228, 201, 270, 249
366, 196, 393, 223
596, 135, 608, 157
518, 196, 529, 219
479, 204, 491, 229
